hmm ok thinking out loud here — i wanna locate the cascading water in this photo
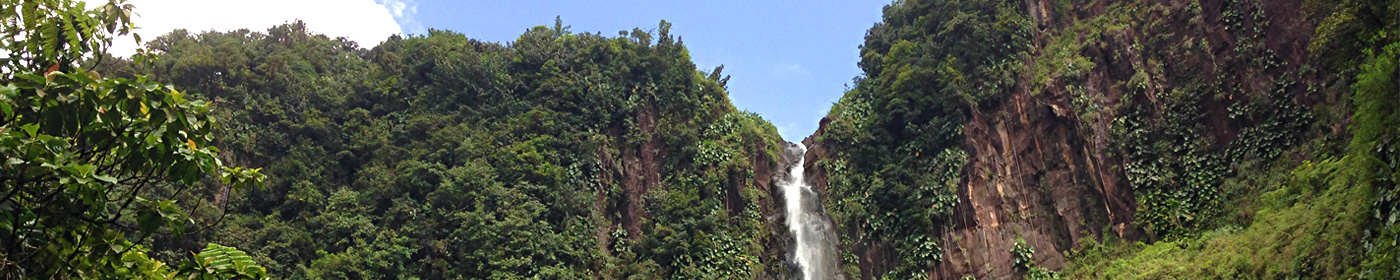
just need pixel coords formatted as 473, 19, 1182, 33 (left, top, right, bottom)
781, 143, 840, 280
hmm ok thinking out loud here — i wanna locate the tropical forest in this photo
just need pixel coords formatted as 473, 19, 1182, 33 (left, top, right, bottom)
0, 0, 1396, 279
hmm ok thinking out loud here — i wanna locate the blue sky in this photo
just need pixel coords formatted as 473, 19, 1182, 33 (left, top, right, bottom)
406, 1, 890, 141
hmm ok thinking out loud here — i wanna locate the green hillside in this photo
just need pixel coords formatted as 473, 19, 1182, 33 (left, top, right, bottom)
1, 0, 1396, 279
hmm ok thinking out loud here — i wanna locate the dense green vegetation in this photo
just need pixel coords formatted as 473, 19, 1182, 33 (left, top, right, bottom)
817, 0, 1398, 278
1065, 39, 1398, 279
818, 0, 1031, 277
1, 0, 267, 278
1100, 0, 1318, 238
1059, 0, 1398, 278
4, 0, 787, 278
5, 0, 1396, 279
94, 17, 786, 279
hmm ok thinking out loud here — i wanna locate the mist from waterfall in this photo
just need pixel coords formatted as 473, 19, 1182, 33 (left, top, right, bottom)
781, 143, 840, 280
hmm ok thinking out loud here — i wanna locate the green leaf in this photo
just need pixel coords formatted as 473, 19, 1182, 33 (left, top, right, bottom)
16, 73, 47, 84
21, 2, 36, 28
135, 208, 162, 235
21, 123, 39, 138
94, 174, 118, 184
63, 18, 80, 53
168, 217, 185, 239
72, 164, 95, 176
42, 23, 59, 60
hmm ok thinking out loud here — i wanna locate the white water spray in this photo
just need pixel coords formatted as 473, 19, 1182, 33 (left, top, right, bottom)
781, 143, 838, 280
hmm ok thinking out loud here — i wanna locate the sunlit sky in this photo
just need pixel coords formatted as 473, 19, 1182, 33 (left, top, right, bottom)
104, 0, 889, 141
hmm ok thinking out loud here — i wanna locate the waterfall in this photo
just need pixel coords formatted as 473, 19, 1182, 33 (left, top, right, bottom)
781, 143, 839, 280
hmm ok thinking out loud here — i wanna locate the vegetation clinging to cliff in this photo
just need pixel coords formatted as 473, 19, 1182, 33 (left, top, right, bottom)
1059, 0, 1399, 278
818, 0, 1032, 278
817, 0, 1397, 278
97, 17, 788, 279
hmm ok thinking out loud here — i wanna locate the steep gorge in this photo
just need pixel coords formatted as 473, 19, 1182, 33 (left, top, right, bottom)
68, 0, 1396, 278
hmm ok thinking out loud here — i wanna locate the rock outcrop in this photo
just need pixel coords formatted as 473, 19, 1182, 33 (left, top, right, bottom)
797, 0, 1332, 278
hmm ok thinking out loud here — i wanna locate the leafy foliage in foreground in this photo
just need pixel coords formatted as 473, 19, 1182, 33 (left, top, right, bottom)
0, 0, 265, 278
177, 243, 268, 279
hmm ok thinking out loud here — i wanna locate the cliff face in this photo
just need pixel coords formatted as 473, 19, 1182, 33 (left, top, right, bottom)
802, 0, 1338, 278
592, 106, 794, 278
933, 88, 1126, 279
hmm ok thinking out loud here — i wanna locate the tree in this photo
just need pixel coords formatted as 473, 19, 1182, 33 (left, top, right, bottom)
0, 0, 265, 278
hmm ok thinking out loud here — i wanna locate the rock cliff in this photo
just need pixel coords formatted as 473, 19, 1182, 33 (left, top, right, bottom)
797, 0, 1344, 278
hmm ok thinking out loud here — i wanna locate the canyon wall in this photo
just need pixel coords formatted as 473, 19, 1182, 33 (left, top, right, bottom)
800, 0, 1342, 278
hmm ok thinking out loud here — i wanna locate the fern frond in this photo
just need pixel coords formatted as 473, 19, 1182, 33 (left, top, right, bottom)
63, 16, 79, 53
41, 22, 58, 60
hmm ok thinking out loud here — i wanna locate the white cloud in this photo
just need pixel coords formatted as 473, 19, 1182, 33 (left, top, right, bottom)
376, 0, 423, 34
94, 0, 407, 57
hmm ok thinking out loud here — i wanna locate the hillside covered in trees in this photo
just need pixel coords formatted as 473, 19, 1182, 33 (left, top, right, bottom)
97, 18, 794, 279
2, 0, 1397, 279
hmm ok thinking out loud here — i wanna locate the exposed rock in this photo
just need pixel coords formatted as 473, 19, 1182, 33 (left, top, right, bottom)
796, 0, 1329, 278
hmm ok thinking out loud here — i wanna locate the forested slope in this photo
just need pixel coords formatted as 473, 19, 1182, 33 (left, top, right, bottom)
96, 21, 796, 278
806, 0, 1398, 278
7, 0, 1397, 279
